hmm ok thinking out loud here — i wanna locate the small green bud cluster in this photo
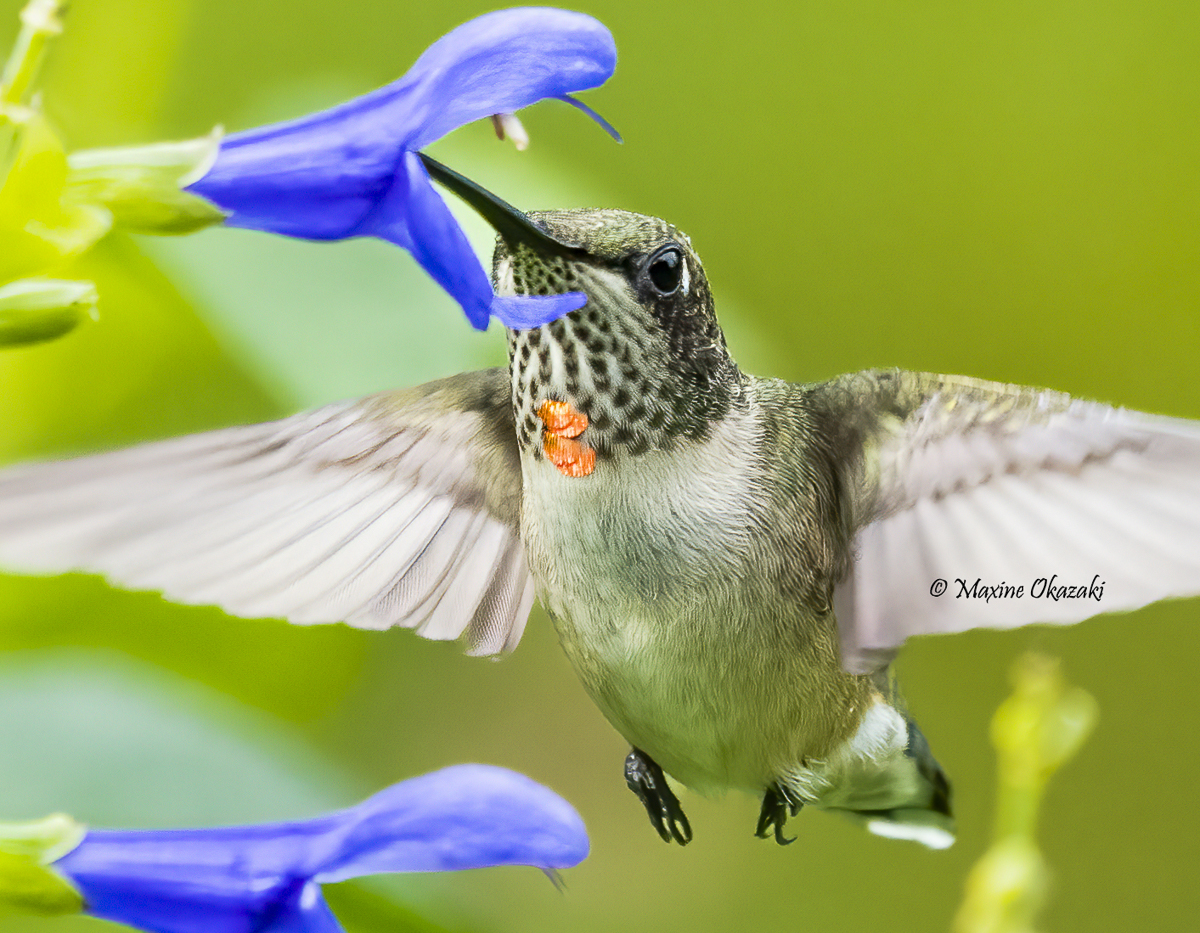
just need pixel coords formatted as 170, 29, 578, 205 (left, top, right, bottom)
0, 0, 223, 348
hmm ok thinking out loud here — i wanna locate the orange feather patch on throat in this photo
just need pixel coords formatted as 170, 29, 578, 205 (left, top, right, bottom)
537, 400, 596, 477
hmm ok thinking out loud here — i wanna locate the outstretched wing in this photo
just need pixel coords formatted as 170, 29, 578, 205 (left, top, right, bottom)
812, 370, 1200, 673
0, 368, 533, 655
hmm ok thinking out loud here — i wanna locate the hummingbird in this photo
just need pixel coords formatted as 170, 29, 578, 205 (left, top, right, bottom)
2, 156, 1200, 849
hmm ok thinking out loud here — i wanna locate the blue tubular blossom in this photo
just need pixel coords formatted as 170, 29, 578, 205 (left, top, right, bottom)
186, 7, 618, 331
50, 764, 588, 933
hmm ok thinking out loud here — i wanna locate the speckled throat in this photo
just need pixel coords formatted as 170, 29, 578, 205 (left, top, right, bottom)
493, 209, 745, 464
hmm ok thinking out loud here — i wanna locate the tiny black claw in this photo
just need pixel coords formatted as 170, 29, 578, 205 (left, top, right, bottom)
755, 783, 804, 846
624, 748, 693, 845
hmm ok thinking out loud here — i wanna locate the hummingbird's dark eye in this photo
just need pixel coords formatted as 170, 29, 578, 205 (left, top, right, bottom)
647, 247, 683, 296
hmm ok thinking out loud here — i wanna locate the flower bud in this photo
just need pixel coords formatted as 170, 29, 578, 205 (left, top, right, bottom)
0, 277, 97, 346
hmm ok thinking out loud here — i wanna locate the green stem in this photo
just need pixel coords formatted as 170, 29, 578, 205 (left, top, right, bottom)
0, 0, 64, 107
992, 769, 1043, 844
0, 0, 65, 193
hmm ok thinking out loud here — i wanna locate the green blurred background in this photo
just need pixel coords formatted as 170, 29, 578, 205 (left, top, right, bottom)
1, 1, 1198, 930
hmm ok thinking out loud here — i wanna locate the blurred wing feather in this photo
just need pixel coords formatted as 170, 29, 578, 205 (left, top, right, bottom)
0, 368, 535, 653
818, 372, 1200, 672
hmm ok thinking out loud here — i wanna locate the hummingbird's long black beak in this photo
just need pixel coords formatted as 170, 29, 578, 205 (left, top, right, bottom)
419, 153, 584, 258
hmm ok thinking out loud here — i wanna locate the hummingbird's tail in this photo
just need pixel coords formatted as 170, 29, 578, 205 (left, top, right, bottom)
843, 716, 956, 849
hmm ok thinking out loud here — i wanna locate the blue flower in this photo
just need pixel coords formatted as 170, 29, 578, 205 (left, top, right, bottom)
50, 764, 588, 933
186, 7, 618, 331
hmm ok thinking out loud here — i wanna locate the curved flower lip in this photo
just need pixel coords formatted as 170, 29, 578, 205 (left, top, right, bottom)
186, 7, 618, 331
53, 764, 588, 933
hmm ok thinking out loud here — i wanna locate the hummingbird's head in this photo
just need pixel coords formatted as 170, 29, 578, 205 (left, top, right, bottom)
493, 208, 744, 461
415, 156, 744, 464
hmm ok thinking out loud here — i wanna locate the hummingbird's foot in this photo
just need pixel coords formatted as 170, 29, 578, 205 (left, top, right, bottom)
624, 748, 693, 845
755, 782, 805, 846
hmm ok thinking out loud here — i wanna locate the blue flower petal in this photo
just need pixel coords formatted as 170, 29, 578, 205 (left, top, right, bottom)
362, 151, 495, 329
266, 883, 344, 933
492, 292, 588, 330
53, 765, 588, 933
55, 826, 338, 933
188, 8, 616, 242
187, 104, 397, 240
362, 153, 590, 331
314, 764, 589, 881
185, 7, 616, 331
399, 8, 617, 150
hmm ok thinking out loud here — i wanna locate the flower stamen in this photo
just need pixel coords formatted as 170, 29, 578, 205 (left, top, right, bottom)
491, 112, 529, 151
